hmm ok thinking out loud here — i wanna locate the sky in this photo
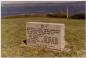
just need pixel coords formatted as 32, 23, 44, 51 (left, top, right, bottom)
1, 1, 75, 4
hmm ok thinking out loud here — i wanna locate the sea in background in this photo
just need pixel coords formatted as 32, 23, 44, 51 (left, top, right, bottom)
1, 1, 85, 17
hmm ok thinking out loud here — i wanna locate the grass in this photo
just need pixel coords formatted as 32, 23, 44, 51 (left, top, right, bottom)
1, 17, 85, 57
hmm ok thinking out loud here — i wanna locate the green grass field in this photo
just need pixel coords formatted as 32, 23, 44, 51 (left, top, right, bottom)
1, 17, 85, 57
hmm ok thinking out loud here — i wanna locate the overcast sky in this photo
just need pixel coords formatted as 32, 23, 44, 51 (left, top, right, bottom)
1, 1, 75, 4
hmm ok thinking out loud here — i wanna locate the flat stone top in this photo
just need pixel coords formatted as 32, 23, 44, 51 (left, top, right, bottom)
26, 22, 64, 26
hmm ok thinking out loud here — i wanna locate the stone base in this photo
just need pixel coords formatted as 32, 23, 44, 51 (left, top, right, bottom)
20, 39, 71, 52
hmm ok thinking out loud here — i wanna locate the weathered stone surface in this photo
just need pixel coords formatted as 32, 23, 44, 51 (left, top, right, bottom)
26, 22, 65, 50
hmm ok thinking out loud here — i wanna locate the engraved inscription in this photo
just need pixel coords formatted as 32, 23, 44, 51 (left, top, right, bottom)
26, 22, 65, 50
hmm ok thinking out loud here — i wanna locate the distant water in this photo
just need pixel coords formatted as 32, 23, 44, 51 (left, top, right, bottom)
1, 3, 85, 17
1, 6, 63, 16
